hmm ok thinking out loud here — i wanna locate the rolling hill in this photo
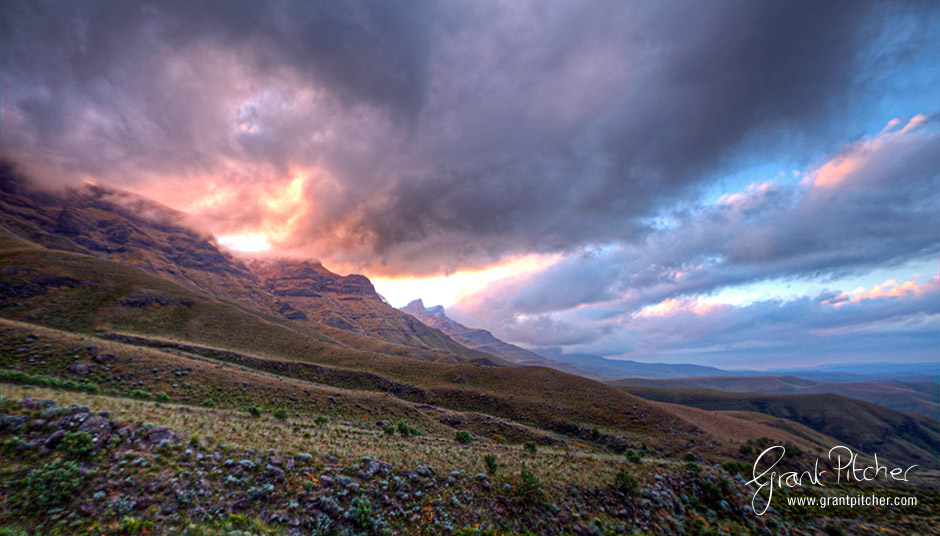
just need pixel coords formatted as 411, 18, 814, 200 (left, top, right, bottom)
610, 376, 940, 417
615, 384, 940, 470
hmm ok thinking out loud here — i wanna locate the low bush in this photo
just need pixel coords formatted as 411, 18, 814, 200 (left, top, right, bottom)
396, 421, 419, 438
455, 430, 473, 444
625, 449, 642, 464
59, 431, 95, 459
613, 467, 638, 495
484, 454, 499, 475
523, 441, 537, 454
0, 370, 99, 394
516, 468, 544, 504
20, 458, 85, 508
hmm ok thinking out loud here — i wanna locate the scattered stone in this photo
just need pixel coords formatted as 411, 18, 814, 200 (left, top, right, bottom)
67, 363, 92, 376
146, 426, 175, 444
93, 353, 115, 364
44, 429, 66, 449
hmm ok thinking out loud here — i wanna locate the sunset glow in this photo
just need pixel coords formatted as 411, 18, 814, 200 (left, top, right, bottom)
371, 253, 562, 308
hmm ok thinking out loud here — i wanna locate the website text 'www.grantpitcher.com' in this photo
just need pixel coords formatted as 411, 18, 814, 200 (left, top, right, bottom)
787, 494, 918, 509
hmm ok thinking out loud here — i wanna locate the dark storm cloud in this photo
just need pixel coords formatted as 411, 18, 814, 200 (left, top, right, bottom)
3, 0, 934, 274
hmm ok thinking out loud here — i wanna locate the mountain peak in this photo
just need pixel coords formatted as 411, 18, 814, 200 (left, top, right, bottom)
401, 299, 426, 315
426, 304, 447, 318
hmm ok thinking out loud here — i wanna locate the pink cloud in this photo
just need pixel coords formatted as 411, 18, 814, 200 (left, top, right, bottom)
823, 276, 939, 308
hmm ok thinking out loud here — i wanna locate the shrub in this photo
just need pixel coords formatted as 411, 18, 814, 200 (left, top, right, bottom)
738, 443, 753, 455
350, 497, 375, 529
126, 389, 153, 401
396, 421, 419, 437
273, 409, 289, 420
314, 415, 329, 426
484, 454, 499, 475
516, 468, 544, 504
683, 452, 697, 462
246, 406, 262, 418
455, 430, 473, 444
613, 468, 638, 495
21, 458, 85, 508
625, 449, 642, 464
523, 441, 537, 454
382, 424, 395, 435
154, 392, 170, 403
115, 516, 154, 534
721, 461, 749, 475
491, 434, 507, 444
60, 431, 95, 459
0, 370, 100, 394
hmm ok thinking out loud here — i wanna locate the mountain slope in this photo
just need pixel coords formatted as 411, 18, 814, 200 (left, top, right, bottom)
616, 384, 940, 469
0, 163, 272, 312
247, 260, 508, 365
0, 164, 506, 366
399, 299, 595, 376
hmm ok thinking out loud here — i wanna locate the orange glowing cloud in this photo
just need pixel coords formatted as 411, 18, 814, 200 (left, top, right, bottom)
370, 253, 563, 308
823, 276, 939, 308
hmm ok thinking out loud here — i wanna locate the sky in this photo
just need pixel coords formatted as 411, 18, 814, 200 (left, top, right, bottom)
2, 0, 938, 368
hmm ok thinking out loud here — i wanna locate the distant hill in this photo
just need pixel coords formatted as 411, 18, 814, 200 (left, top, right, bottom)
615, 384, 940, 469
535, 348, 734, 379
399, 299, 596, 376
609, 376, 940, 418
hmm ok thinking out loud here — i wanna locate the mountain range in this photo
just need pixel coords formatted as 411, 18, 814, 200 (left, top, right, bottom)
2, 163, 937, 474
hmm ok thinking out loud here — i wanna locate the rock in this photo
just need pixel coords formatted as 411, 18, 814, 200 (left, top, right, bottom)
93, 353, 116, 364
146, 426, 175, 444
160, 502, 178, 515
266, 464, 285, 479
231, 498, 249, 512
453, 375, 463, 383
67, 363, 92, 376
77, 415, 113, 443
45, 430, 66, 449
68, 404, 91, 415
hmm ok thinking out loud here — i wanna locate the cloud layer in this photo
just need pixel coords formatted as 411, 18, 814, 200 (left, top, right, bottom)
2, 0, 937, 365
4, 0, 935, 273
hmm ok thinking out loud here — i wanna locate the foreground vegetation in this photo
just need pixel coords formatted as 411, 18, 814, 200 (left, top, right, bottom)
3, 385, 939, 536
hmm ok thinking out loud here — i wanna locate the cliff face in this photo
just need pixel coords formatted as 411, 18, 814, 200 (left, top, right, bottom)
0, 164, 503, 365
0, 164, 272, 312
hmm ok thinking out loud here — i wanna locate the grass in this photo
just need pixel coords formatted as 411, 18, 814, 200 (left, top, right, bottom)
0, 383, 650, 488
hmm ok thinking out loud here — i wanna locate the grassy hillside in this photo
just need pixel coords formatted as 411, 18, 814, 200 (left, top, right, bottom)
617, 385, 940, 470
0, 231, 713, 455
